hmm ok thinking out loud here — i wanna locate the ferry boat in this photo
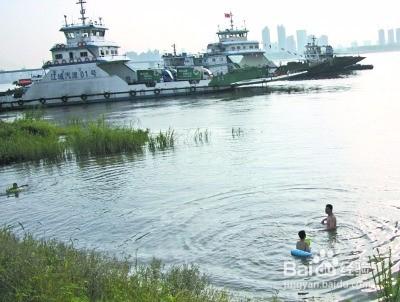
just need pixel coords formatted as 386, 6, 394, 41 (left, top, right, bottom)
202, 13, 276, 76
276, 37, 367, 79
163, 14, 278, 86
0, 1, 301, 111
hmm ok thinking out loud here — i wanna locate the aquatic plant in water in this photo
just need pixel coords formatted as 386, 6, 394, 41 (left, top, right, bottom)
0, 116, 177, 165
148, 128, 175, 152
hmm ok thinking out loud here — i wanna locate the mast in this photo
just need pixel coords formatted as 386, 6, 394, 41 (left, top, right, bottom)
230, 12, 234, 30
172, 43, 176, 56
311, 35, 317, 45
76, 0, 87, 25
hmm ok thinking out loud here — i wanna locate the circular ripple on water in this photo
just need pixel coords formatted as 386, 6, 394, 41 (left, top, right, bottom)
149, 190, 400, 300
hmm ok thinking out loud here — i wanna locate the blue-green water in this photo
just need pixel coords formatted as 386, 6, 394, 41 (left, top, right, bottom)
1, 52, 400, 301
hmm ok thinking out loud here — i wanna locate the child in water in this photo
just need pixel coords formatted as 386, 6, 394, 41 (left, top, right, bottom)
296, 230, 311, 252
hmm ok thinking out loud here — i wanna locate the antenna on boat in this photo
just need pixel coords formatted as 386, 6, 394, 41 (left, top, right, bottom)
172, 43, 176, 56
64, 15, 68, 27
76, 0, 87, 25
230, 12, 234, 30
312, 35, 317, 45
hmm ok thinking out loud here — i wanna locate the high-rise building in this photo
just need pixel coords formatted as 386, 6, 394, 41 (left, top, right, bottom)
396, 28, 400, 44
388, 29, 395, 44
296, 30, 307, 53
262, 26, 271, 50
378, 29, 386, 45
318, 35, 329, 45
286, 35, 296, 52
277, 25, 286, 50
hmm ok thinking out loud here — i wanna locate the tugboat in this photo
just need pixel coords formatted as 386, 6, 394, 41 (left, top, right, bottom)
276, 37, 367, 79
0, 2, 301, 111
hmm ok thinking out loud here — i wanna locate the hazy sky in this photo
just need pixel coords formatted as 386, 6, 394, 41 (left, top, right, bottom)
0, 0, 399, 69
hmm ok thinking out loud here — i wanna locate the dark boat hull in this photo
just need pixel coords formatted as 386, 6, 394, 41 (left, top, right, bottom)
277, 56, 366, 79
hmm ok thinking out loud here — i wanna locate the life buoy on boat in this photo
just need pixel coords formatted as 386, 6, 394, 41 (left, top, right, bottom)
62, 59, 67, 64
39, 98, 46, 104
17, 100, 24, 106
77, 58, 82, 63
69, 58, 74, 64
54, 60, 60, 65
61, 96, 68, 103
129, 90, 136, 97
104, 92, 111, 99
84, 57, 90, 62
80, 94, 88, 101
154, 89, 161, 95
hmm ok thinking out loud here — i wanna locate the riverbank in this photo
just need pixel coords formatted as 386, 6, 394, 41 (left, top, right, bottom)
0, 228, 232, 302
0, 114, 174, 165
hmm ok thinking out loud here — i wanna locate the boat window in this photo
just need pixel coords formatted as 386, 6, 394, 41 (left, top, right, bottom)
99, 31, 105, 37
212, 58, 216, 62
69, 52, 74, 60
250, 46, 253, 49
100, 50, 105, 56
65, 32, 75, 39
237, 46, 241, 50
80, 52, 88, 57
55, 54, 63, 60
231, 47, 235, 50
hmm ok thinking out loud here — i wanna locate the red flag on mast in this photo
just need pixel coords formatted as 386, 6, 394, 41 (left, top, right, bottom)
224, 12, 232, 18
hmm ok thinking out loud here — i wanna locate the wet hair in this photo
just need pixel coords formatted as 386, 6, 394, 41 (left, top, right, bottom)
298, 230, 306, 240
326, 204, 333, 211
13, 183, 18, 188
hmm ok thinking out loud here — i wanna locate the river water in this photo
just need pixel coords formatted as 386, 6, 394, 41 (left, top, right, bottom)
1, 52, 400, 301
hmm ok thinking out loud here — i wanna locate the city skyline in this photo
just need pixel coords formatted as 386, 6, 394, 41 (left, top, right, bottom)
262, 24, 400, 54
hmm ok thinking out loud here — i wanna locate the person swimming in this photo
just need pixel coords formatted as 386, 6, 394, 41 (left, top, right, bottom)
321, 204, 337, 230
296, 230, 311, 252
6, 183, 27, 195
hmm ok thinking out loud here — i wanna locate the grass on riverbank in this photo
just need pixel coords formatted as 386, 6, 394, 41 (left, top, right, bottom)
0, 116, 174, 165
370, 249, 400, 301
0, 228, 230, 302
